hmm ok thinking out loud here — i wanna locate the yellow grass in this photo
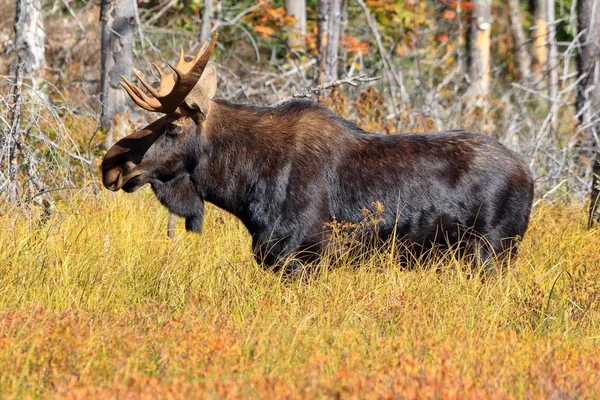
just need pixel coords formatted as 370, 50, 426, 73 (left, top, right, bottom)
1, 189, 599, 398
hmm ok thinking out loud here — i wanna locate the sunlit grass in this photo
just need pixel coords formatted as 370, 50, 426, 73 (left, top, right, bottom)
1, 189, 599, 398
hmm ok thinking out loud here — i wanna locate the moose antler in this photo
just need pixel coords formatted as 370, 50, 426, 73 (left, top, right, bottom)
120, 35, 217, 114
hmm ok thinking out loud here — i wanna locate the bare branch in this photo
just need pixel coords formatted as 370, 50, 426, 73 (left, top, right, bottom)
292, 74, 380, 99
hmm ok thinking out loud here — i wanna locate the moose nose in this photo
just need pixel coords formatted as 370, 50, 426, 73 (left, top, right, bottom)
103, 169, 122, 191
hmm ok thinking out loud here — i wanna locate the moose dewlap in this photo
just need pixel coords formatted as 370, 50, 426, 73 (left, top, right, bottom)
101, 36, 534, 273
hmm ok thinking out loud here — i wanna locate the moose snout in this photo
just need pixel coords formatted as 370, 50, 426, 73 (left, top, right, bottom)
103, 168, 123, 191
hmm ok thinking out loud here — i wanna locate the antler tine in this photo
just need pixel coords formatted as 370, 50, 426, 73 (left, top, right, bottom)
189, 35, 217, 77
120, 81, 153, 111
121, 77, 162, 112
176, 47, 186, 68
121, 83, 155, 112
151, 63, 167, 78
192, 40, 209, 63
167, 61, 184, 79
134, 71, 162, 99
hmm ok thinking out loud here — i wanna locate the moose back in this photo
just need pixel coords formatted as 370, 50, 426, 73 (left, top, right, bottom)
101, 36, 534, 273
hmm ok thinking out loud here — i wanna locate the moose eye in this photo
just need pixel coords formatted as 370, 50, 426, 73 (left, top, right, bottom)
165, 124, 180, 138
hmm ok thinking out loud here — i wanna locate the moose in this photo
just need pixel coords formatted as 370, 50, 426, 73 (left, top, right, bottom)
101, 36, 534, 273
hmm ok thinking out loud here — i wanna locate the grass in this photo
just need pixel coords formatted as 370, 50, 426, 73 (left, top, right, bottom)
1, 188, 599, 398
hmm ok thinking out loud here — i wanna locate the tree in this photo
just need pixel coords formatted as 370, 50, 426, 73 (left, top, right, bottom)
577, 0, 600, 226
507, 0, 531, 79
467, 0, 491, 97
531, 0, 548, 76
285, 0, 306, 48
6, 0, 46, 204
14, 0, 46, 93
317, 0, 342, 83
200, 0, 213, 44
100, 0, 135, 150
547, 0, 558, 133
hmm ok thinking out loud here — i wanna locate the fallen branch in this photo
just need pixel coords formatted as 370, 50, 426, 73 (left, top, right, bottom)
292, 74, 380, 99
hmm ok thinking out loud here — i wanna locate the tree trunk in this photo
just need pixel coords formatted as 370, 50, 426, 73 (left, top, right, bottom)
317, 0, 330, 83
200, 0, 213, 44
317, 0, 341, 83
547, 0, 558, 133
578, 0, 600, 226
285, 0, 306, 48
531, 0, 548, 76
6, 0, 46, 204
14, 0, 46, 93
100, 0, 135, 150
507, 0, 531, 79
467, 0, 491, 97
325, 0, 341, 82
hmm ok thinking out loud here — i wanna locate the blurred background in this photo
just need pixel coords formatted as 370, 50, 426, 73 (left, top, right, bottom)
1, 0, 599, 223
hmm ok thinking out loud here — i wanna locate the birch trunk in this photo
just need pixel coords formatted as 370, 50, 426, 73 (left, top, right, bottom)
200, 0, 213, 44
14, 0, 46, 94
467, 0, 491, 97
325, 0, 341, 82
285, 0, 306, 48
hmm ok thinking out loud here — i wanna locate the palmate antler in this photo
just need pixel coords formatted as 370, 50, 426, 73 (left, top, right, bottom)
120, 35, 218, 114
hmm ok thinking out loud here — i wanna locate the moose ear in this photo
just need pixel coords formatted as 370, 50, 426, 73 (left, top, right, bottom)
198, 64, 217, 99
184, 64, 217, 115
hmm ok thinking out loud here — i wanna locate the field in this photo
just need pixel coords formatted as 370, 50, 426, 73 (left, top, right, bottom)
1, 190, 599, 398
2, 1, 600, 396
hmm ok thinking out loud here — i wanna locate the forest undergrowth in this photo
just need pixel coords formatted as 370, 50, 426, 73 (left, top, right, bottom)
0, 190, 599, 398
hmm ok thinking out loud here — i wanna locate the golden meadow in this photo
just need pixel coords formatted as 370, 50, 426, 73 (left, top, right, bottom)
1, 189, 599, 398
1, 2, 599, 395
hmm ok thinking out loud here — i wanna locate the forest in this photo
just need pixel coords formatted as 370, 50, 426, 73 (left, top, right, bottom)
1, 0, 600, 398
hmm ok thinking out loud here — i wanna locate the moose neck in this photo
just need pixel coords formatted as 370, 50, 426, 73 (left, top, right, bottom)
192, 99, 342, 228
194, 100, 286, 218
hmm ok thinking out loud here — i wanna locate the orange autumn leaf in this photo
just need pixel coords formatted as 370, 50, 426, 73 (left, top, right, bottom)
366, 0, 388, 7
395, 42, 408, 56
436, 33, 449, 43
449, 1, 475, 11
442, 10, 456, 19
343, 36, 370, 56
254, 25, 274, 37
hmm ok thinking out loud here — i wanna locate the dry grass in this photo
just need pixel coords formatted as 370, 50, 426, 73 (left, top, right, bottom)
0, 190, 599, 398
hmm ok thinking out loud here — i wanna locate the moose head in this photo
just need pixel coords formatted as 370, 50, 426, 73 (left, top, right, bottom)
101, 36, 219, 232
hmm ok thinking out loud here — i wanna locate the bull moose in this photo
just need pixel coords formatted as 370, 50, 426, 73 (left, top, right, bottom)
101, 36, 534, 273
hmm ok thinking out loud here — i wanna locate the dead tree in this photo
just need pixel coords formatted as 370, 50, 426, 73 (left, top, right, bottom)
507, 0, 531, 79
317, 0, 342, 83
578, 0, 600, 226
547, 0, 558, 133
100, 0, 135, 150
14, 0, 46, 94
200, 0, 213, 43
531, 0, 548, 77
4, 0, 46, 204
467, 0, 491, 98
285, 0, 306, 48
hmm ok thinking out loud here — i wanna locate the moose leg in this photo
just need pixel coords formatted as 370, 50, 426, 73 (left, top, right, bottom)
468, 233, 519, 276
185, 214, 204, 233
251, 230, 325, 276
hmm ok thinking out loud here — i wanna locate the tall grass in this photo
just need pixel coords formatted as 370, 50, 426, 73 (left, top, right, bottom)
1, 190, 599, 398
